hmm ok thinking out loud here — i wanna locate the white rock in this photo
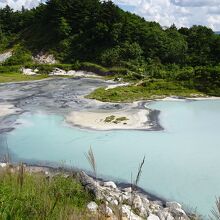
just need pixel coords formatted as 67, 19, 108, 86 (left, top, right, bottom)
105, 206, 113, 217
124, 187, 132, 193
106, 82, 130, 90
168, 207, 189, 220
122, 193, 132, 205
87, 202, 98, 212
150, 202, 161, 212
0, 163, 7, 168
172, 207, 187, 216
22, 68, 37, 76
147, 214, 160, 220
157, 210, 175, 220
111, 199, 119, 206
50, 68, 67, 76
133, 195, 145, 215
104, 181, 117, 189
66, 70, 100, 78
0, 51, 12, 63
154, 200, 163, 207
106, 196, 112, 202
121, 205, 143, 220
166, 202, 182, 209
66, 70, 77, 76
34, 53, 57, 64
166, 202, 188, 219
166, 214, 175, 220
139, 206, 148, 218
142, 197, 150, 207
121, 204, 130, 216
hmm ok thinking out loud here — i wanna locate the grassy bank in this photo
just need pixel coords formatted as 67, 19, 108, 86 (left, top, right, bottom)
0, 72, 49, 83
0, 62, 219, 102
0, 62, 124, 83
0, 166, 94, 219
87, 80, 204, 102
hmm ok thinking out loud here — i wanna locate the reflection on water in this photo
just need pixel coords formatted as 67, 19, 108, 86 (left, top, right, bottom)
4, 100, 220, 217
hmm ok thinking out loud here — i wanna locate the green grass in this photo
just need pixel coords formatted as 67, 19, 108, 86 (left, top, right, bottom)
0, 62, 112, 83
87, 80, 204, 102
114, 117, 129, 124
0, 72, 49, 83
104, 115, 116, 123
0, 168, 94, 220
104, 115, 129, 124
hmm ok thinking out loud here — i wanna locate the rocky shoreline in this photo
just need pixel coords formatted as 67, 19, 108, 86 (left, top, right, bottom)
0, 162, 192, 220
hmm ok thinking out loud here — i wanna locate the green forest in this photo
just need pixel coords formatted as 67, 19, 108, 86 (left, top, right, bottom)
0, 0, 220, 99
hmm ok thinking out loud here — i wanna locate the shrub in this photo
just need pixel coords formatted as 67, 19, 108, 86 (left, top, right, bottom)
4, 45, 33, 65
0, 169, 93, 219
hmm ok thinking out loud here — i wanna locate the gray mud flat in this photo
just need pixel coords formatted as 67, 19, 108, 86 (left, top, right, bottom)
0, 78, 162, 133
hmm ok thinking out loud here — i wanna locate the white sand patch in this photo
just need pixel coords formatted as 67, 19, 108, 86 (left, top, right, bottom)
105, 82, 130, 90
187, 96, 220, 101
0, 104, 20, 117
157, 96, 220, 101
66, 109, 150, 130
160, 97, 186, 102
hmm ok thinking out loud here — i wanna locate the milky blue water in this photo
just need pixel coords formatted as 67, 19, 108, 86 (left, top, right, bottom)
5, 100, 220, 216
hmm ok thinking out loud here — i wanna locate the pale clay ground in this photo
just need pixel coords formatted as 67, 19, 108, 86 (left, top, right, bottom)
0, 104, 20, 117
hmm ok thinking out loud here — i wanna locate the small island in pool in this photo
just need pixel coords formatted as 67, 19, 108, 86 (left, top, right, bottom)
66, 109, 151, 131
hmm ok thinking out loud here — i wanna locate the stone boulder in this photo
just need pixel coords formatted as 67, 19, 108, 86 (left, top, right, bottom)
77, 171, 103, 199
87, 201, 98, 212
49, 68, 67, 76
0, 163, 7, 168
0, 51, 12, 63
21, 68, 39, 76
147, 214, 160, 220
99, 204, 114, 217
103, 181, 117, 189
121, 205, 143, 220
166, 202, 189, 220
77, 171, 190, 220
157, 209, 175, 220
166, 202, 182, 209
34, 53, 57, 64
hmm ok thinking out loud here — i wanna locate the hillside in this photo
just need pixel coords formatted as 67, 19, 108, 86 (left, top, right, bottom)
1, 0, 220, 65
0, 0, 219, 99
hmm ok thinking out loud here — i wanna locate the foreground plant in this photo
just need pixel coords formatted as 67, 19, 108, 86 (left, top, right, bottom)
0, 166, 93, 219
210, 197, 220, 220
130, 156, 146, 217
85, 146, 97, 179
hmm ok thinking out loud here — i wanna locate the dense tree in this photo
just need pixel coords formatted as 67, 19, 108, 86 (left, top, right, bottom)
180, 25, 215, 65
0, 0, 219, 66
162, 27, 188, 64
100, 41, 143, 66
